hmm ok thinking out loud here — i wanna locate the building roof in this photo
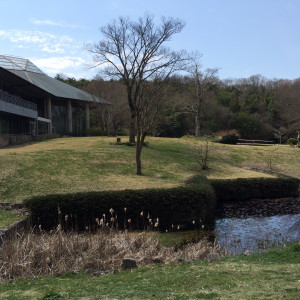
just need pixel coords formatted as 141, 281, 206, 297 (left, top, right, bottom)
0, 55, 108, 104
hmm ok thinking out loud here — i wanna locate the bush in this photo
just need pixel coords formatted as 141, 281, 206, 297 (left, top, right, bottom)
210, 176, 300, 202
288, 138, 298, 146
24, 187, 216, 231
90, 127, 102, 136
217, 129, 240, 138
220, 134, 239, 145
116, 128, 130, 136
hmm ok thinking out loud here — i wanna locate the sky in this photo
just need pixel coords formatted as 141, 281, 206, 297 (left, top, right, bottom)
0, 0, 299, 80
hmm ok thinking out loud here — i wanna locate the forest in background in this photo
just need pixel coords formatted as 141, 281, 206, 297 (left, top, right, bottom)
55, 73, 300, 142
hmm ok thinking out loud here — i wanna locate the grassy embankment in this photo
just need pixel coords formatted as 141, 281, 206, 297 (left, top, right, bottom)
1, 136, 299, 205
0, 244, 300, 299
1, 136, 299, 227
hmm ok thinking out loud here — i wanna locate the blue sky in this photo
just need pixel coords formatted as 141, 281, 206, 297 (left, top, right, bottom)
1, 0, 299, 80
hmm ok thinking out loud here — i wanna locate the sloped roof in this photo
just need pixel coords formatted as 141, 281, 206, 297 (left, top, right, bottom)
0, 55, 108, 104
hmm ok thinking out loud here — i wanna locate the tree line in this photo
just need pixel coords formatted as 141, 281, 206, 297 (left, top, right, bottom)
57, 73, 300, 142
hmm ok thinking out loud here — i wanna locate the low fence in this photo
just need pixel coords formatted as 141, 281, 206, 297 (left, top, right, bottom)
237, 139, 275, 146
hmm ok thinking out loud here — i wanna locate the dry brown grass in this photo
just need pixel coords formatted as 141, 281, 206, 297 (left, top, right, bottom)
0, 227, 220, 282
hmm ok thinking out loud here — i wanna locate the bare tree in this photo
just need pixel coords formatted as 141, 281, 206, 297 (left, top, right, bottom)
84, 79, 129, 135
186, 57, 219, 137
273, 126, 287, 144
87, 15, 188, 174
186, 137, 213, 170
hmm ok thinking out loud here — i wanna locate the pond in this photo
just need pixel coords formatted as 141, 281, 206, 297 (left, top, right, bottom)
215, 197, 300, 254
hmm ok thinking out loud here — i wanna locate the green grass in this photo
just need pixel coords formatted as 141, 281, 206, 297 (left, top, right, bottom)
1, 244, 300, 299
0, 209, 23, 228
1, 136, 300, 204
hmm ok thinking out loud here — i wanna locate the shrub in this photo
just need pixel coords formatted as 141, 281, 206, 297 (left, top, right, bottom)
217, 129, 240, 138
210, 176, 300, 202
116, 128, 130, 136
90, 127, 102, 136
220, 134, 239, 145
24, 187, 216, 231
288, 138, 298, 146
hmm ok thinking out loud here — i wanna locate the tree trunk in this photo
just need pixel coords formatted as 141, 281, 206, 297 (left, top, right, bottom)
136, 129, 145, 175
195, 113, 200, 137
129, 112, 136, 143
136, 138, 142, 176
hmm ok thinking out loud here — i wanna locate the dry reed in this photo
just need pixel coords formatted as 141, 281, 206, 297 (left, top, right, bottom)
0, 226, 221, 282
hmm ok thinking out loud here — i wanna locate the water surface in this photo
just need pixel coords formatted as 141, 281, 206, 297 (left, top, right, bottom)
215, 198, 300, 254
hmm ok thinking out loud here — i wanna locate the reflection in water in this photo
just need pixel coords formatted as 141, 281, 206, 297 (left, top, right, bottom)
214, 198, 300, 254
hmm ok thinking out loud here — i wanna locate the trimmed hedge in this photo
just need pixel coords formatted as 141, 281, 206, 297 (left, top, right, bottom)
210, 176, 300, 202
24, 187, 216, 231
220, 134, 239, 145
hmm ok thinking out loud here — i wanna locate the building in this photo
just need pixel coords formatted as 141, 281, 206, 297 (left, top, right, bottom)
0, 55, 107, 139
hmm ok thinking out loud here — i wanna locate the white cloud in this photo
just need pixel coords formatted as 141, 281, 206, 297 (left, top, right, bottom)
0, 30, 75, 54
30, 56, 87, 77
30, 18, 79, 29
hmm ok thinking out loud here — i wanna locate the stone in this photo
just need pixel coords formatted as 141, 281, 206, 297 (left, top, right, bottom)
152, 258, 164, 264
121, 258, 137, 270
243, 250, 251, 256
206, 253, 221, 262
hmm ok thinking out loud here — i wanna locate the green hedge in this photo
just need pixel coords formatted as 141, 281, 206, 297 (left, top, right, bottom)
220, 134, 239, 144
24, 187, 216, 231
210, 176, 300, 202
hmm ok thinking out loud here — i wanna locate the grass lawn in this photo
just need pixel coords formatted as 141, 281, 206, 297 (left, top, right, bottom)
0, 136, 299, 204
0, 209, 23, 228
1, 244, 300, 299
